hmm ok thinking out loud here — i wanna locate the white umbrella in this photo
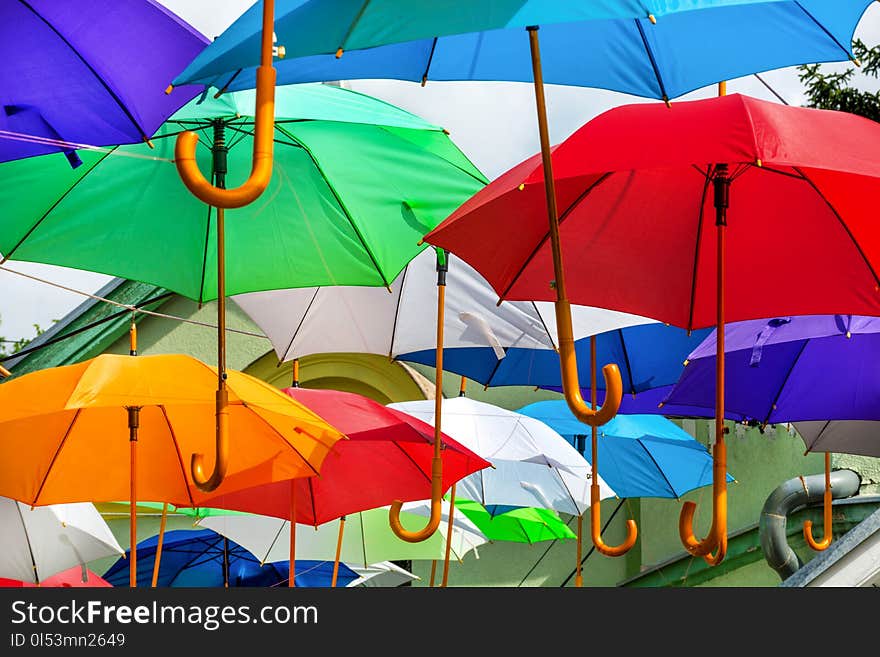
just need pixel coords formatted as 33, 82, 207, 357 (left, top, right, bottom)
347, 561, 419, 588
794, 421, 880, 458
198, 501, 486, 569
0, 497, 124, 584
233, 247, 653, 365
388, 397, 616, 516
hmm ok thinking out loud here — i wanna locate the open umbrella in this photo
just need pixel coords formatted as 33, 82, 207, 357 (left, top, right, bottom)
194, 386, 489, 586
0, 496, 123, 584
102, 528, 357, 587
794, 421, 880, 459
347, 561, 419, 588
170, 0, 874, 563
426, 93, 880, 564
0, 0, 206, 163
449, 499, 575, 545
0, 566, 111, 588
663, 313, 880, 549
199, 501, 487, 568
0, 352, 343, 587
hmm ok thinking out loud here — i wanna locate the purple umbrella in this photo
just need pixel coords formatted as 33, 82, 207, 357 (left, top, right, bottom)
663, 313, 880, 551
0, 0, 207, 165
663, 314, 880, 425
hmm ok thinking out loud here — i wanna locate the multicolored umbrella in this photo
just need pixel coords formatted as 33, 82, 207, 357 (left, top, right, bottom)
0, 0, 206, 163
0, 496, 122, 584
102, 528, 357, 587
0, 352, 343, 587
426, 94, 880, 564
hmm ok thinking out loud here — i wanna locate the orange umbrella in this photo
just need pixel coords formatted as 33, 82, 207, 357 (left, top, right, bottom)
0, 352, 344, 587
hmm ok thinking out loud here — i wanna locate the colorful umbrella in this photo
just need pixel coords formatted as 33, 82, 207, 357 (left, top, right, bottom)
0, 0, 206, 163
101, 529, 356, 587
0, 496, 123, 584
426, 93, 880, 564
233, 245, 653, 374
450, 499, 575, 545
347, 561, 419, 588
0, 566, 111, 588
195, 386, 489, 585
794, 421, 880, 459
0, 352, 343, 587
174, 1, 870, 102
517, 405, 733, 500
199, 501, 487, 568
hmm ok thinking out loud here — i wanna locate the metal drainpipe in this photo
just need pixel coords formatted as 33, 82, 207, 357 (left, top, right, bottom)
759, 469, 861, 581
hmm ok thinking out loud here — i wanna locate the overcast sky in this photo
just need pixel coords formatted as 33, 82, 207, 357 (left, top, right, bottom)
2, 2, 879, 342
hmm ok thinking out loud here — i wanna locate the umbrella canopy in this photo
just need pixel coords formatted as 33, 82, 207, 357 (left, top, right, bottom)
0, 353, 343, 506
452, 499, 575, 545
663, 315, 880, 424
793, 421, 880, 458
199, 501, 487, 568
196, 387, 490, 524
0, 83, 486, 301
517, 404, 733, 499
388, 397, 615, 515
425, 94, 880, 328
0, 566, 111, 588
101, 529, 357, 587
174, 1, 871, 102
0, 0, 207, 163
0, 496, 123, 584
234, 246, 654, 374
347, 561, 419, 588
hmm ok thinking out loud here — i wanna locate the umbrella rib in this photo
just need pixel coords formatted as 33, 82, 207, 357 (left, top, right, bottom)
391, 439, 434, 485
281, 287, 321, 362
685, 172, 713, 332
14, 502, 40, 584
634, 19, 669, 101
31, 408, 82, 506
263, 520, 287, 564
376, 125, 488, 187
158, 405, 196, 508
387, 264, 408, 358
793, 1, 856, 60
792, 166, 880, 291
760, 340, 809, 426
420, 37, 439, 84
617, 329, 637, 395
1, 149, 115, 263
637, 439, 679, 499
530, 301, 558, 350
808, 420, 833, 453
248, 406, 321, 477
274, 124, 392, 289
197, 202, 214, 305
498, 172, 614, 301
307, 478, 318, 527
483, 355, 507, 388
15, 1, 152, 142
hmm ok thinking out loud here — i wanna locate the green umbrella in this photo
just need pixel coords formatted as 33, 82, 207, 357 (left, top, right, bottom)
453, 499, 576, 545
0, 83, 486, 301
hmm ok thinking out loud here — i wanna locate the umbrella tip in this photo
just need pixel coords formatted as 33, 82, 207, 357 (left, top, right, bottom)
648, 13, 657, 24
143, 136, 155, 149
164, 84, 174, 95
417, 239, 424, 246
336, 47, 344, 59
756, 159, 763, 168
663, 96, 670, 109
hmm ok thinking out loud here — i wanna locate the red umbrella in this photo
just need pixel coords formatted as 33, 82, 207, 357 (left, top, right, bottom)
0, 566, 111, 588
196, 386, 490, 585
425, 93, 880, 564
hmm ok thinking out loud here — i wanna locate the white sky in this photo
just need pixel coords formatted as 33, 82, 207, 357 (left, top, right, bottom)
2, 2, 879, 342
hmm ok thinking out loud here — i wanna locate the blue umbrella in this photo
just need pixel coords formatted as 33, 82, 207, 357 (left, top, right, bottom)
0, 1, 206, 164
518, 402, 733, 499
102, 529, 357, 587
174, 1, 870, 102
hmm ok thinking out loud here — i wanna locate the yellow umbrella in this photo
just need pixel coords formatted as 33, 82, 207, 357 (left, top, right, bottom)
0, 352, 344, 587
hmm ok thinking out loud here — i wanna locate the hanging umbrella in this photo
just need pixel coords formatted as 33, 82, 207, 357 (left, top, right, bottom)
0, 566, 111, 588
174, 1, 870, 101
517, 404, 734, 500
793, 421, 880, 459
662, 313, 880, 549
426, 93, 880, 564
194, 386, 489, 585
0, 496, 123, 584
347, 561, 419, 588
449, 499, 575, 545
0, 0, 207, 163
388, 396, 616, 516
170, 0, 875, 564
233, 245, 654, 374
0, 352, 343, 588
101, 528, 357, 587
199, 501, 487, 569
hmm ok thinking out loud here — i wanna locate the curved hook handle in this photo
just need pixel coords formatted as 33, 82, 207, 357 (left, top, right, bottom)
191, 389, 229, 492
388, 456, 443, 543
679, 437, 727, 557
556, 299, 623, 427
174, 0, 277, 209
702, 533, 727, 566
804, 453, 833, 551
591, 484, 637, 556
